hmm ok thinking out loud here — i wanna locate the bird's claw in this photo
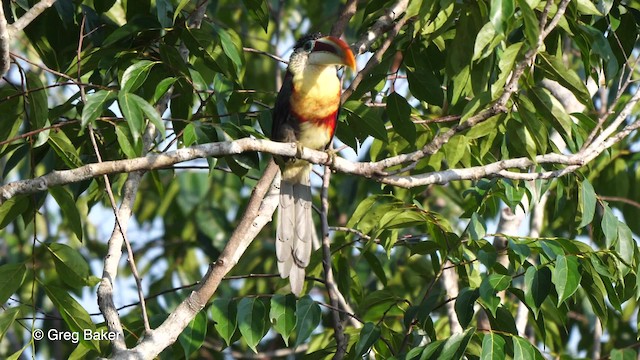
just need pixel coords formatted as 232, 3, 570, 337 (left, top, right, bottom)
324, 148, 337, 168
295, 142, 304, 158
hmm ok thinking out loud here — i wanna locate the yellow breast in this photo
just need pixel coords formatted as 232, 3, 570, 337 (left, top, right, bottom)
290, 65, 341, 121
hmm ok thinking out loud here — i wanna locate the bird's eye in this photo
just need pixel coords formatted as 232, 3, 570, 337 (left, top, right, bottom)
303, 40, 314, 52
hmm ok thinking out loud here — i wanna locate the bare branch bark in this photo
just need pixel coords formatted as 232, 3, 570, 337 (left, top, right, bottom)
2, 92, 639, 204
442, 261, 461, 334
0, 0, 59, 77
9, 0, 57, 34
342, 2, 410, 103
111, 161, 280, 359
0, 4, 10, 76
352, 0, 410, 55
95, 2, 211, 352
320, 164, 347, 358
330, 0, 358, 37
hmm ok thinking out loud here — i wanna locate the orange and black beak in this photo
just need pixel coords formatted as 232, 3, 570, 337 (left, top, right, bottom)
307, 36, 356, 70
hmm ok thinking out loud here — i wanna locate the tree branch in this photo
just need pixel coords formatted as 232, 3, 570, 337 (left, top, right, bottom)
9, 0, 57, 34
0, 0, 60, 77
352, 0, 410, 55
330, 0, 359, 37
2, 99, 639, 205
320, 163, 347, 358
111, 160, 280, 359
0, 4, 10, 76
342, 1, 410, 103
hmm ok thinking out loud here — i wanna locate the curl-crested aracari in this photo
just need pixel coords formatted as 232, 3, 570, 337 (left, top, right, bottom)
271, 33, 356, 295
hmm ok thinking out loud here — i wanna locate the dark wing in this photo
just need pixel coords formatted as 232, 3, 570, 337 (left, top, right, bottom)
271, 71, 300, 143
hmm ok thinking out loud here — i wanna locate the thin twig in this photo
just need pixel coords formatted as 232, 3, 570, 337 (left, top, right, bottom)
320, 160, 347, 358
599, 195, 640, 210
330, 0, 358, 37
0, 120, 80, 147
243, 47, 288, 64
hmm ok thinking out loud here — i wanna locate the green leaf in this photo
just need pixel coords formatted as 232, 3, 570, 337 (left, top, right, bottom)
616, 221, 634, 269
115, 123, 138, 158
513, 336, 535, 359
347, 195, 401, 234
118, 92, 144, 142
211, 298, 237, 346
581, 264, 608, 324
386, 92, 415, 143
354, 322, 381, 356
480, 274, 511, 317
443, 135, 468, 167
48, 130, 83, 168
468, 212, 486, 241
0, 264, 27, 305
182, 123, 197, 147
26, 72, 48, 129
552, 255, 581, 305
130, 92, 166, 137
121, 60, 158, 93
6, 343, 28, 360
343, 101, 388, 142
363, 251, 388, 286
407, 68, 444, 106
575, 0, 603, 15
152, 77, 177, 104
611, 349, 637, 360
173, 0, 190, 22
49, 187, 83, 241
295, 295, 322, 346
0, 197, 29, 230
537, 53, 593, 107
178, 311, 207, 358
455, 288, 479, 328
473, 22, 503, 61
214, 25, 243, 71
67, 341, 92, 360
524, 266, 551, 317
578, 179, 596, 228
493, 43, 523, 97
47, 243, 96, 288
44, 285, 99, 351
601, 203, 618, 247
241, 0, 269, 32
0, 306, 22, 342
437, 327, 475, 360
480, 332, 505, 360
270, 294, 296, 346
81, 90, 115, 129
237, 297, 269, 352
490, 0, 515, 33
529, 87, 573, 138
518, 0, 540, 48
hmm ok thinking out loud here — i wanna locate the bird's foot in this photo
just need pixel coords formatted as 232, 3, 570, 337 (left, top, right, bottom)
295, 142, 305, 158
324, 148, 337, 168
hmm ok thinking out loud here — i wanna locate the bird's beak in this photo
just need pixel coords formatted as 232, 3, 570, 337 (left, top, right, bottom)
308, 36, 356, 70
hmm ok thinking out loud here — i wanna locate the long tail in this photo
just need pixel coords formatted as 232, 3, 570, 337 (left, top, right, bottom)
276, 164, 313, 296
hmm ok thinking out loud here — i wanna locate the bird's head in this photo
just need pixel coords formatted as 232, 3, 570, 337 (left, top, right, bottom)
288, 33, 356, 76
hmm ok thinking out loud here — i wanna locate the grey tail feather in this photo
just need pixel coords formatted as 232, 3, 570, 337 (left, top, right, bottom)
276, 176, 314, 296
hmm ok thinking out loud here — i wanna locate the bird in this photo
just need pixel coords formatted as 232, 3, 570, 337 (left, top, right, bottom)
271, 33, 356, 296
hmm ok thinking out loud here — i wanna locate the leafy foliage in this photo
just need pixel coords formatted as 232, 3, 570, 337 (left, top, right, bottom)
1, 0, 640, 359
